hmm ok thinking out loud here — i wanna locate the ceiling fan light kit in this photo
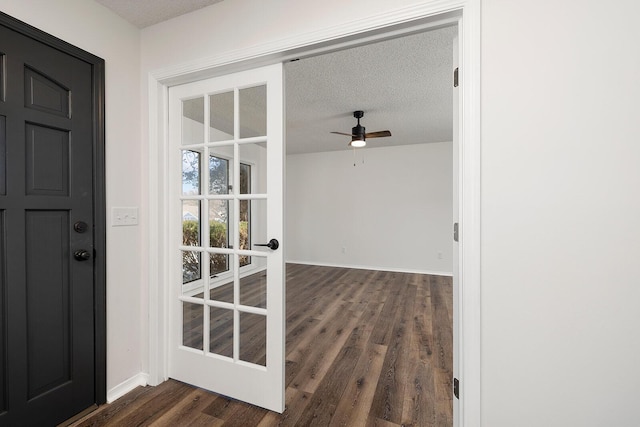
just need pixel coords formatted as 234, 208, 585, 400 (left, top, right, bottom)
331, 110, 391, 149
349, 136, 366, 148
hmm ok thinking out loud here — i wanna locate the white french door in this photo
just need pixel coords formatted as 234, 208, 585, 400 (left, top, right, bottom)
168, 63, 285, 412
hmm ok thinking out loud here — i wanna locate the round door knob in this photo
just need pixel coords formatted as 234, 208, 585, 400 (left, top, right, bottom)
74, 250, 91, 261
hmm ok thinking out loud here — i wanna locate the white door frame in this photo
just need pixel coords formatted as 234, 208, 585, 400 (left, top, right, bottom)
147, 1, 481, 425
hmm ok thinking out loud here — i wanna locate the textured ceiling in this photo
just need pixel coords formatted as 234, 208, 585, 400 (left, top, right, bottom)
95, 0, 223, 28
285, 26, 456, 154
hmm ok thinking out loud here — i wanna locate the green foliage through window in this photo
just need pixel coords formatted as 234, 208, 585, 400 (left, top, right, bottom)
182, 220, 249, 282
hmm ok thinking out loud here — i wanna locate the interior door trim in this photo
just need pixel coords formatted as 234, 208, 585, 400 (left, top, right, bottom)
0, 11, 107, 405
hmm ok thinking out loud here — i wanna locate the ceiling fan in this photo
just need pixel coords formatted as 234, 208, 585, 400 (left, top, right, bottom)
330, 110, 391, 148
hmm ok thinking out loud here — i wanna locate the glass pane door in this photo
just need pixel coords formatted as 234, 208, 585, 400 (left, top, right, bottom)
168, 64, 284, 412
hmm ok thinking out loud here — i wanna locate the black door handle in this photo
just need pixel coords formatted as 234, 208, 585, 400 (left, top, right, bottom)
255, 239, 279, 250
74, 250, 91, 261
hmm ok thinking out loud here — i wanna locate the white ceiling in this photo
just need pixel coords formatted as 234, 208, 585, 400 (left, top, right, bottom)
95, 0, 455, 155
95, 0, 223, 28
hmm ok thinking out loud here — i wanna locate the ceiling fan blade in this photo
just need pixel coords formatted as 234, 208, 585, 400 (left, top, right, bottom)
330, 131, 355, 137
364, 130, 392, 138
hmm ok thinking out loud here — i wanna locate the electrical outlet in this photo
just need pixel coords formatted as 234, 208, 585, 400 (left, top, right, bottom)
341, 247, 347, 254
438, 251, 443, 260
112, 207, 139, 226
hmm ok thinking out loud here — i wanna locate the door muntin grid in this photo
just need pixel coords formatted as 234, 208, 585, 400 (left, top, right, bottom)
178, 84, 269, 366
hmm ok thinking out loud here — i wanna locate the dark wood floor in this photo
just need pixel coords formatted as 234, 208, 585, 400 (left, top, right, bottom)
70, 264, 453, 426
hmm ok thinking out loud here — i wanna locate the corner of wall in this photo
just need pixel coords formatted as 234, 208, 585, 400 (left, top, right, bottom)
107, 372, 149, 403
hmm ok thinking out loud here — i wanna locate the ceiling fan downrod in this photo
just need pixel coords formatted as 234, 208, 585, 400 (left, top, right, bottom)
352, 110, 365, 138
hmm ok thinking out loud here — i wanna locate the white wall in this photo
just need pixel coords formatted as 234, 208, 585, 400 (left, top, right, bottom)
286, 143, 452, 275
482, 0, 640, 425
0, 0, 144, 396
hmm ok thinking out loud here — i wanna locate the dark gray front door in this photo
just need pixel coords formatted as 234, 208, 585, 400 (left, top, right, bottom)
0, 14, 105, 426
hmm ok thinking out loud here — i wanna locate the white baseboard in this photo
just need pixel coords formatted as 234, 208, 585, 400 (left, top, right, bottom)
107, 372, 149, 403
286, 260, 453, 277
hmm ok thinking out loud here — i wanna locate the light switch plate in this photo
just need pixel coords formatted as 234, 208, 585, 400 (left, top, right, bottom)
112, 207, 138, 226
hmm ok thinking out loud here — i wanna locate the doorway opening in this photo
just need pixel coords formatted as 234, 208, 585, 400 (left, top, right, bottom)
282, 24, 457, 425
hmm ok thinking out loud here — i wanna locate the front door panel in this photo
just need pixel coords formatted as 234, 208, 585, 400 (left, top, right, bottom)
168, 64, 285, 412
0, 21, 97, 426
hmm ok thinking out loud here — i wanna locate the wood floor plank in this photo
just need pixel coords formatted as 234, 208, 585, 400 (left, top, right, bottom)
256, 387, 313, 427
107, 380, 195, 426
295, 329, 366, 426
71, 265, 452, 427
292, 275, 385, 395
149, 387, 224, 427
220, 401, 269, 427
183, 414, 225, 427
365, 416, 402, 427
400, 355, 437, 427
72, 381, 185, 426
287, 298, 351, 363
369, 272, 405, 346
291, 302, 359, 393
69, 386, 150, 426
434, 369, 454, 426
431, 276, 453, 373
401, 276, 437, 427
369, 273, 416, 423
201, 395, 242, 420
296, 294, 385, 424
286, 315, 319, 354
414, 274, 434, 363
328, 343, 387, 427
286, 266, 351, 325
